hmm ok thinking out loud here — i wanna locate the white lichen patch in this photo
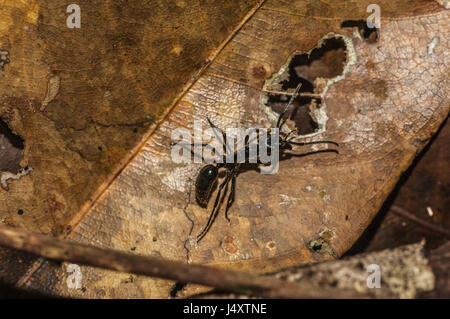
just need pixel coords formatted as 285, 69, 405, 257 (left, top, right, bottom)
424, 36, 440, 58
261, 33, 357, 138
278, 194, 301, 206
264, 240, 277, 258
0, 50, 9, 71
0, 166, 33, 191
41, 74, 61, 110
276, 242, 434, 298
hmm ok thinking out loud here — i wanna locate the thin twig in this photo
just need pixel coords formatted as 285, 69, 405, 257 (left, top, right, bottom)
390, 205, 450, 238
0, 224, 366, 299
262, 89, 322, 98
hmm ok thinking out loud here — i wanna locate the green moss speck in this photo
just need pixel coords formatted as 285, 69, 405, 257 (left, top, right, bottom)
319, 190, 326, 199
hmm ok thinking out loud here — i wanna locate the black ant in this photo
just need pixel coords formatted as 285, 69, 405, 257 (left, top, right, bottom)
182, 84, 338, 243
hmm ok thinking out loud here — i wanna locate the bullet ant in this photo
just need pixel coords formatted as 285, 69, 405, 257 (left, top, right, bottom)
186, 84, 338, 243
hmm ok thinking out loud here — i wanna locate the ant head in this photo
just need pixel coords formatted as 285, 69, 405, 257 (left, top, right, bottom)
281, 140, 293, 151
200, 164, 219, 179
279, 130, 295, 150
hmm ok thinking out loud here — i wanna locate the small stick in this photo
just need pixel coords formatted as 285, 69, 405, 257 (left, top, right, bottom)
0, 224, 364, 299
390, 205, 450, 238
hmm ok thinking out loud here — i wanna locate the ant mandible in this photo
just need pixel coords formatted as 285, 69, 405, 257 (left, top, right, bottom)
189, 83, 338, 243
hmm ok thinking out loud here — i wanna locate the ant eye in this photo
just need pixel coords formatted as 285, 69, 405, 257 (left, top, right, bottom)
199, 164, 218, 180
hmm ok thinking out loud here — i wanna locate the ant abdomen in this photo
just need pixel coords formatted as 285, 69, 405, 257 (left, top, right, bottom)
195, 164, 219, 207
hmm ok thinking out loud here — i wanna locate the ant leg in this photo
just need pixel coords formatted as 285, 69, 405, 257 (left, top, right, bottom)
206, 117, 232, 156
276, 83, 303, 129
224, 174, 236, 222
286, 149, 339, 159
289, 140, 339, 147
196, 174, 230, 242
173, 142, 214, 162
196, 171, 232, 242
170, 140, 209, 147
286, 130, 296, 140
206, 117, 225, 139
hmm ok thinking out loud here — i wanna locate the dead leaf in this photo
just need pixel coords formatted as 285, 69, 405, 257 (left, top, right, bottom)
1, 0, 449, 298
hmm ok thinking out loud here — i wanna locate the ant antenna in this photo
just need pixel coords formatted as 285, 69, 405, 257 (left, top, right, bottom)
285, 129, 297, 140
276, 83, 303, 129
288, 139, 339, 147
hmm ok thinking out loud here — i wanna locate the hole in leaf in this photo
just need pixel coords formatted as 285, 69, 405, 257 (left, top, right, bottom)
169, 282, 187, 298
341, 20, 379, 43
308, 238, 333, 255
308, 229, 336, 255
263, 36, 348, 135
0, 118, 24, 174
0, 50, 10, 71
281, 37, 347, 91
266, 95, 320, 135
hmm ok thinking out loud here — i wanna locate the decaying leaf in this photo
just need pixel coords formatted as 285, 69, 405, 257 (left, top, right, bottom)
0, 0, 263, 296
0, 0, 449, 298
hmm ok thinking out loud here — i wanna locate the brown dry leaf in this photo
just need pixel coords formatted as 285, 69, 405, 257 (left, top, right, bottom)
0, 0, 263, 296
346, 118, 449, 255
1, 0, 449, 298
